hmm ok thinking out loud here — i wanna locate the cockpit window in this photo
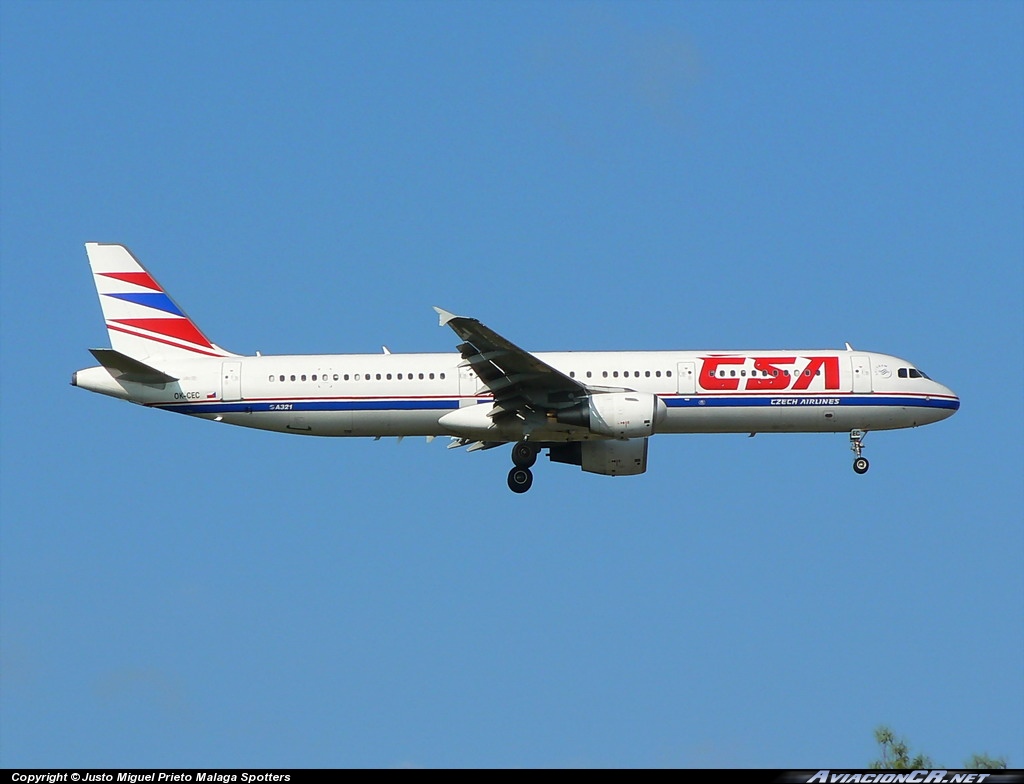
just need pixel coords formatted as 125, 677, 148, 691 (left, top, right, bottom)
898, 367, 930, 380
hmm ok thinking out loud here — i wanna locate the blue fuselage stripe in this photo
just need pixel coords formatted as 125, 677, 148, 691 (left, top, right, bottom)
156, 399, 465, 415
663, 395, 959, 410
155, 394, 958, 416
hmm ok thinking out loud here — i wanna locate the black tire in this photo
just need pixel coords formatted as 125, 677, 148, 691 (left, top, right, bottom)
507, 467, 534, 493
511, 442, 538, 468
853, 457, 869, 474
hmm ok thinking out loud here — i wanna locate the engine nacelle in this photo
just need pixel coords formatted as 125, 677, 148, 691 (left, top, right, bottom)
556, 392, 667, 439
438, 403, 521, 440
549, 438, 649, 476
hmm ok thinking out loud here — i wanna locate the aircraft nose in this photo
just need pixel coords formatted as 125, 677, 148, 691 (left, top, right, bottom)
937, 383, 960, 416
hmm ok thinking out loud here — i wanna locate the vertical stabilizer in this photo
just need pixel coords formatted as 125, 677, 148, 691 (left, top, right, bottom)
85, 242, 235, 361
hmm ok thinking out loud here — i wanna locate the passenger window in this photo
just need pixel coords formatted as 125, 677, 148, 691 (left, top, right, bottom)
586, 371, 592, 378
569, 371, 575, 378
429, 373, 435, 379
645, 370, 651, 378
440, 373, 445, 380
268, 375, 274, 382
375, 373, 381, 380
279, 375, 285, 382
386, 374, 392, 380
419, 373, 424, 380
656, 371, 661, 377
602, 371, 608, 378
344, 374, 349, 381
290, 375, 296, 382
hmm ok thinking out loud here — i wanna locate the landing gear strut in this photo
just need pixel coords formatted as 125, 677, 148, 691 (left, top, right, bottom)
508, 442, 539, 493
850, 429, 869, 474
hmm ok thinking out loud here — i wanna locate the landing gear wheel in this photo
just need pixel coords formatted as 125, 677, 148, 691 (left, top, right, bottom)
849, 429, 869, 475
511, 442, 538, 468
507, 467, 534, 493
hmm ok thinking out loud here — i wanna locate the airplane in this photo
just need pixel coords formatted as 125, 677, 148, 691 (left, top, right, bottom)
72, 242, 960, 493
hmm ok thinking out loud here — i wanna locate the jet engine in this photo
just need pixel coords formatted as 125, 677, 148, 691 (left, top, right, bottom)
555, 392, 667, 439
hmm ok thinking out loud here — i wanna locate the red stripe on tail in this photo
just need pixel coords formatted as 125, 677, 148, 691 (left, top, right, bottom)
112, 318, 215, 348
99, 271, 162, 291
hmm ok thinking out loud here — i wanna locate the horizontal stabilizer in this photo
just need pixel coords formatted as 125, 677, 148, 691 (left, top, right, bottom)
89, 348, 178, 384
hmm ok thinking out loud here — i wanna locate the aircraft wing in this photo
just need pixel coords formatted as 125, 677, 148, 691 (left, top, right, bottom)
434, 307, 588, 422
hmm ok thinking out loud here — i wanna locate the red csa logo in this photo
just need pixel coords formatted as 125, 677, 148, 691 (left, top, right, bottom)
699, 356, 841, 391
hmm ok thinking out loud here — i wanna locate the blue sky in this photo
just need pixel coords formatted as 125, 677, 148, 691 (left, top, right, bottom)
1, 0, 1021, 769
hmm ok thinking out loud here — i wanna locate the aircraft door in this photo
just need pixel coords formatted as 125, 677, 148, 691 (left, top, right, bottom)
222, 361, 242, 401
851, 355, 872, 393
677, 361, 696, 395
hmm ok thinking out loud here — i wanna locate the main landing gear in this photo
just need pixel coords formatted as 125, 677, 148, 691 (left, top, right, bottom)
850, 429, 870, 474
507, 442, 539, 493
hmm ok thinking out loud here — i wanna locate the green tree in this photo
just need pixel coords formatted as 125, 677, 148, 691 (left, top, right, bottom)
869, 726, 1009, 770
964, 753, 1008, 770
870, 726, 932, 769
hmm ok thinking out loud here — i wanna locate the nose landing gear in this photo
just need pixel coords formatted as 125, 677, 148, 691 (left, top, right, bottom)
508, 442, 540, 493
850, 429, 869, 474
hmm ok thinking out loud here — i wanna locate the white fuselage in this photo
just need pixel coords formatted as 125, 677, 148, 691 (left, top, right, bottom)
73, 242, 961, 489
74, 348, 960, 440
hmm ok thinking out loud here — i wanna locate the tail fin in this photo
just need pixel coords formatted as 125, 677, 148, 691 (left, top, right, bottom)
85, 242, 235, 361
